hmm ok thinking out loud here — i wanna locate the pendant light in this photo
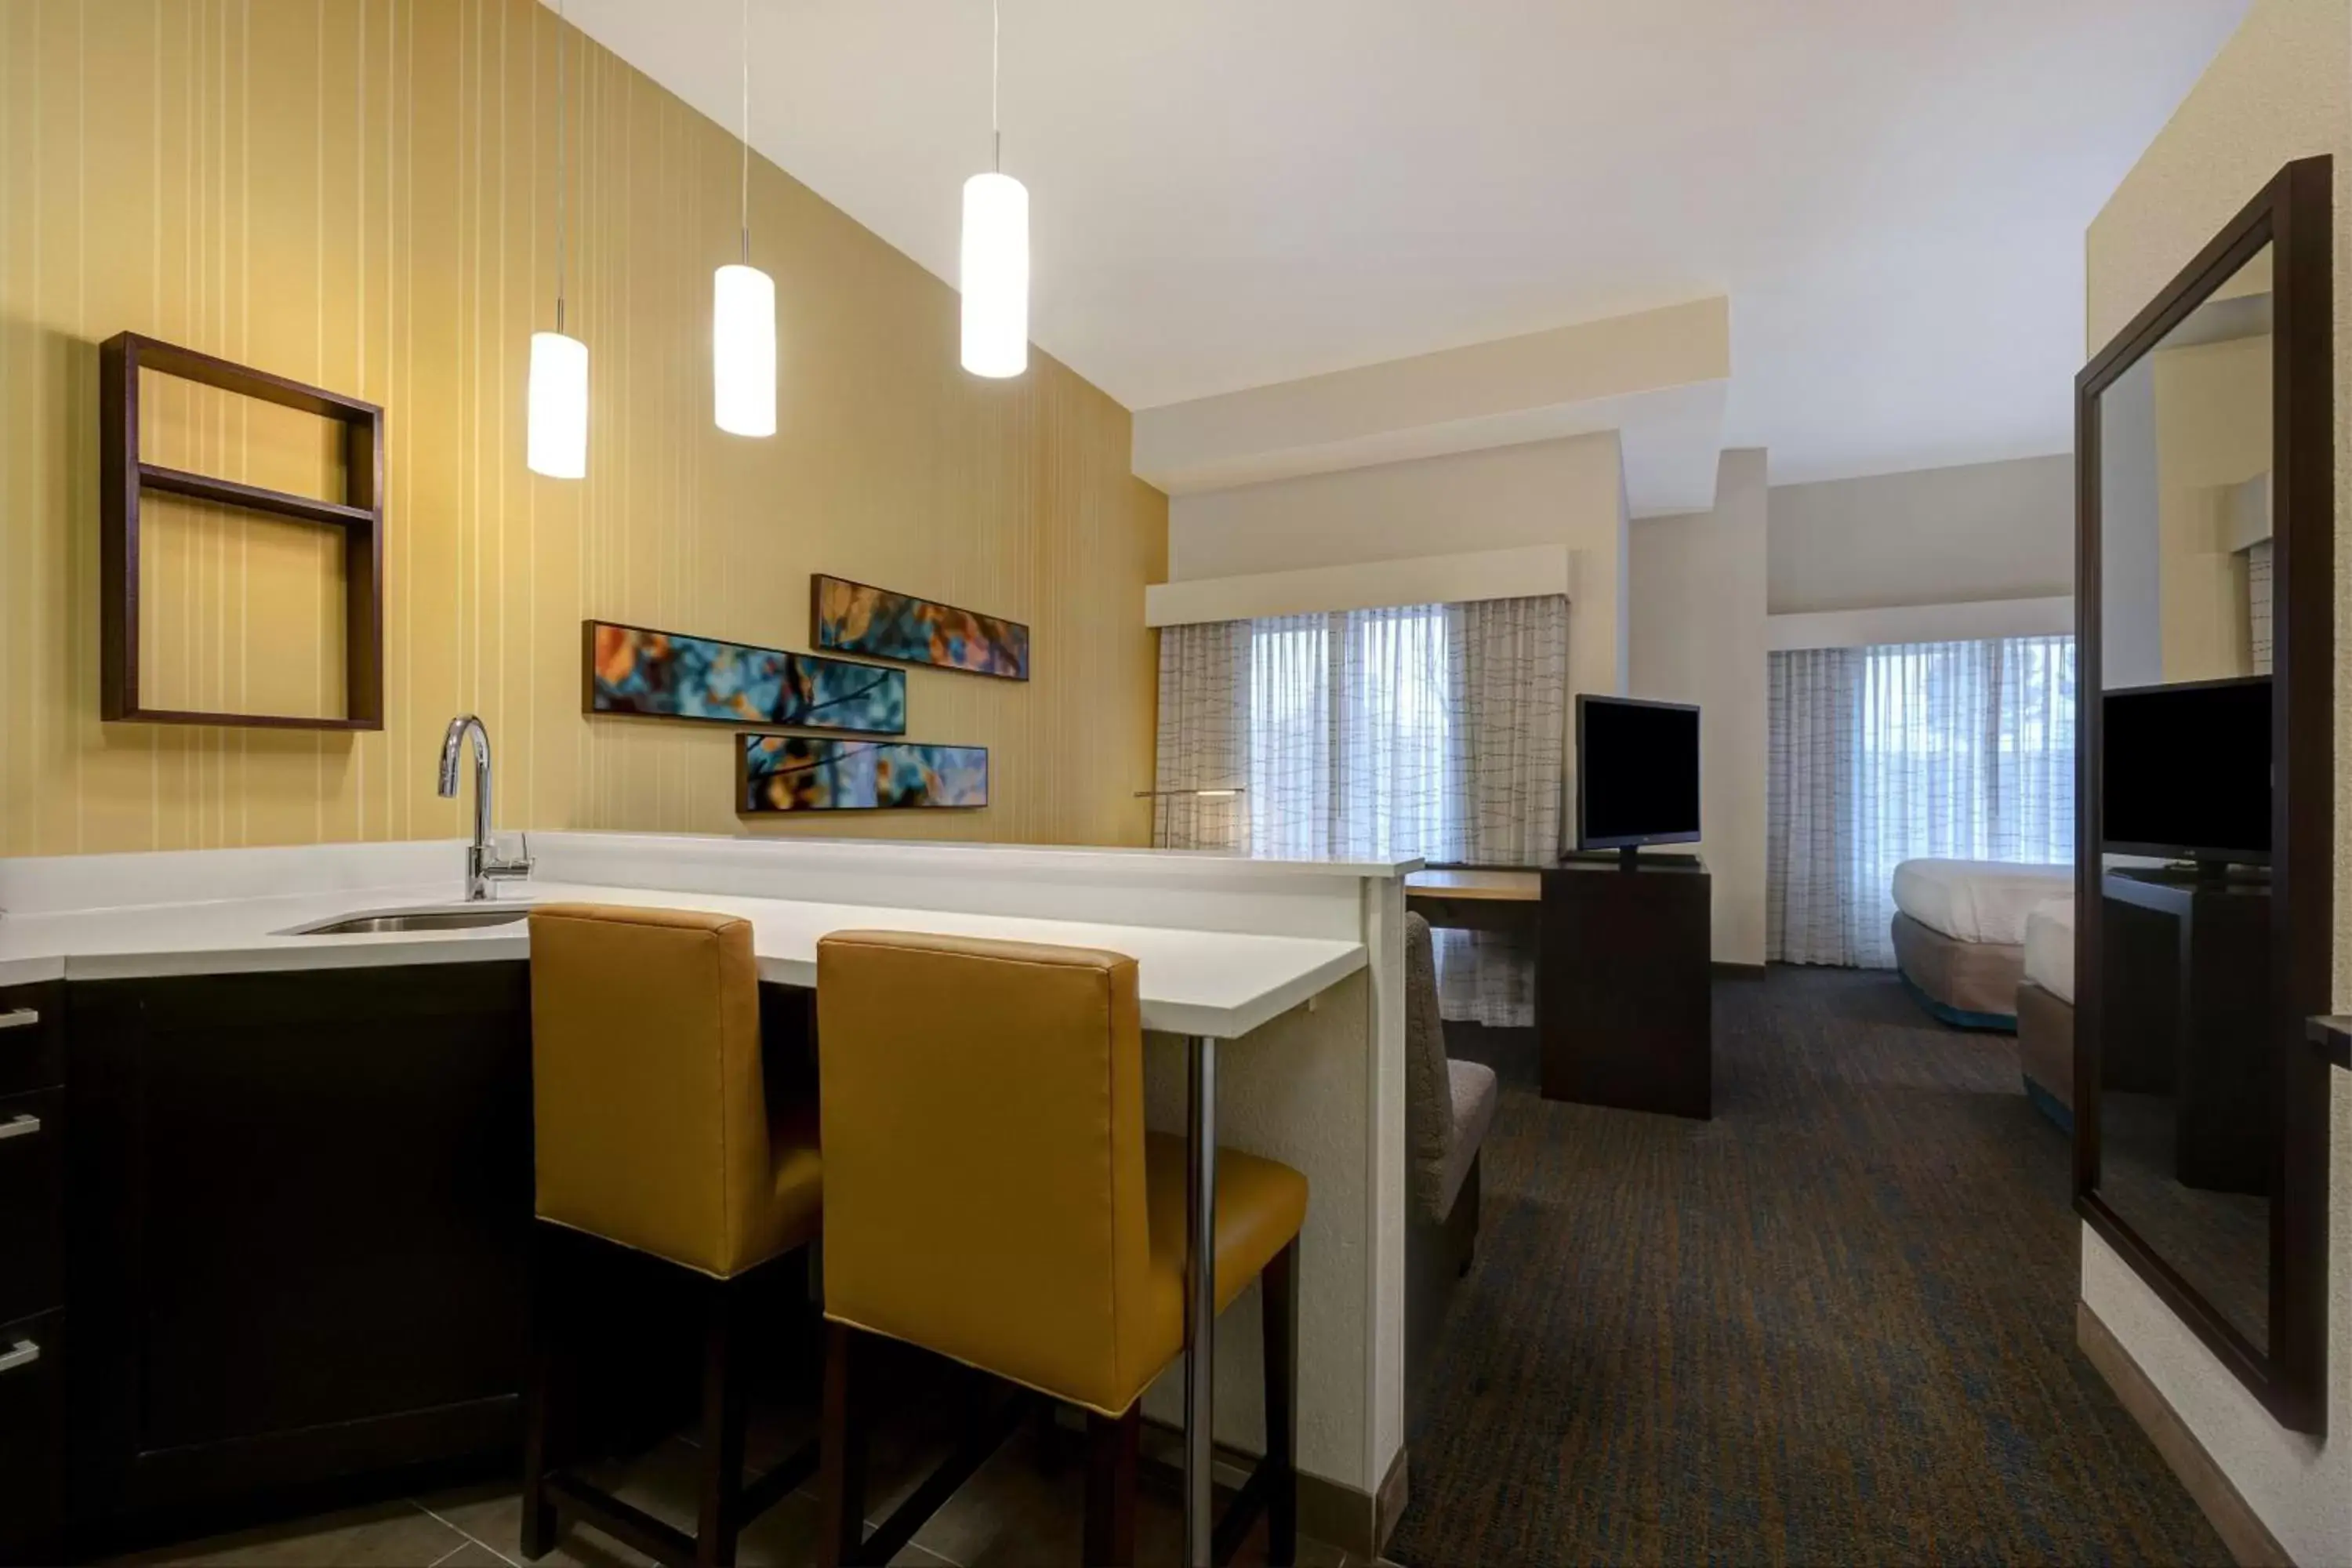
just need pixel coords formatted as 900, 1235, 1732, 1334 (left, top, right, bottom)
960, 0, 1028, 379
713, 0, 778, 437
528, 0, 589, 479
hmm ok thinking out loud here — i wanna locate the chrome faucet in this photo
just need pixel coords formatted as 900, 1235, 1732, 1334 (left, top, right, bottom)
437, 714, 533, 901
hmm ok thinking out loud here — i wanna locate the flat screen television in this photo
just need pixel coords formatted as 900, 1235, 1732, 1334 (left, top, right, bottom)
1576, 695, 1701, 855
2102, 675, 2271, 865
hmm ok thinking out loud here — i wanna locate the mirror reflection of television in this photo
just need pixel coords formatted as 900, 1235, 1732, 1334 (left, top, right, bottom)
2102, 676, 2271, 865
1576, 695, 1701, 851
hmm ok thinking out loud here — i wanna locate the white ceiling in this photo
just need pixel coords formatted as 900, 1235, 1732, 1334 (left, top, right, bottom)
558, 0, 2245, 488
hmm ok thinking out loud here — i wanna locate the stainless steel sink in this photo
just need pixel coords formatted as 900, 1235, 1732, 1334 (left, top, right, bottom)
293, 908, 530, 936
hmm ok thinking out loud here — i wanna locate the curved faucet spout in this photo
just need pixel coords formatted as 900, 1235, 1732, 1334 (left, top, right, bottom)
438, 714, 490, 811
437, 714, 528, 900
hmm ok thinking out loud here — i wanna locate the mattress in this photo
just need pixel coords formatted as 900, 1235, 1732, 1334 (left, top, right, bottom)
2023, 897, 2074, 1005
1890, 858, 2071, 946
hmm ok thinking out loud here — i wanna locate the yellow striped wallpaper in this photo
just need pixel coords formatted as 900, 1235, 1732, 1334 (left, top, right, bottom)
0, 0, 1167, 856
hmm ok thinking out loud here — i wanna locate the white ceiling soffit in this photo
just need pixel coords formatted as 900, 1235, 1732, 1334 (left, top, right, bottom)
554, 0, 2247, 488
1131, 298, 1728, 515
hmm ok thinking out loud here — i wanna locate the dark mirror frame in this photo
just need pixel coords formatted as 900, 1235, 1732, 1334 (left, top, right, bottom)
2073, 154, 2333, 1435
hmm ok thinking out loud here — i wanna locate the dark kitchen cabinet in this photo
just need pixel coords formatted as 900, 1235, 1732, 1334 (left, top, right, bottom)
0, 982, 65, 1097
66, 962, 534, 1554
0, 1085, 64, 1330
0, 977, 67, 1567
0, 1308, 67, 1566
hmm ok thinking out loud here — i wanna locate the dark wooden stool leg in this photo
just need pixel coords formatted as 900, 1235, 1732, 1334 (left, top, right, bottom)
520, 1228, 561, 1560
1084, 1406, 1140, 1568
696, 1277, 748, 1566
1261, 1239, 1301, 1566
816, 1322, 868, 1568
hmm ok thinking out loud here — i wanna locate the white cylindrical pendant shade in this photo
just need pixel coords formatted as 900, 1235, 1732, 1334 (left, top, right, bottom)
526, 331, 589, 479
713, 263, 778, 437
960, 172, 1029, 378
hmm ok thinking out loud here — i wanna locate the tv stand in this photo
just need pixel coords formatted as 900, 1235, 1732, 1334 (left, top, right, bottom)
1540, 857, 1711, 1118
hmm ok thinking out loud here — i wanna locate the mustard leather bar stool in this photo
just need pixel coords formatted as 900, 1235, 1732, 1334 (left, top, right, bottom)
811, 930, 1307, 1568
522, 905, 824, 1568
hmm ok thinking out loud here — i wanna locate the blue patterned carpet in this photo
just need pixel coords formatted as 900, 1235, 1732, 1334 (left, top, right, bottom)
1388, 966, 2227, 1566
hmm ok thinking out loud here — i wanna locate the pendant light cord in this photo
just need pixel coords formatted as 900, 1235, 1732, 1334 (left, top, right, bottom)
991, 0, 1000, 171
739, 0, 751, 264
555, 0, 568, 332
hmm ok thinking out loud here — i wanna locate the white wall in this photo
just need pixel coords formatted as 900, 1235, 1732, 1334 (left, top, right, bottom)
2081, 0, 2352, 1561
1766, 454, 2076, 615
1168, 433, 1633, 809
1630, 450, 1769, 966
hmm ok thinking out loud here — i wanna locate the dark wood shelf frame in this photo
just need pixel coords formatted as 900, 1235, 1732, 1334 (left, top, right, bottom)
100, 333, 385, 731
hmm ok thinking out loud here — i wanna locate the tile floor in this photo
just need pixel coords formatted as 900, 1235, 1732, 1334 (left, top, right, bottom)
113, 1395, 1359, 1568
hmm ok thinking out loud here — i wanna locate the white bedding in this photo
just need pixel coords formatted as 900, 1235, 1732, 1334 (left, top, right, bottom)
2023, 897, 2074, 1005
1890, 858, 2071, 946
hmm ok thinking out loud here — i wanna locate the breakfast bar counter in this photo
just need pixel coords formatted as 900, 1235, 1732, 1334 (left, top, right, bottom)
0, 880, 1363, 1040
0, 830, 1417, 1563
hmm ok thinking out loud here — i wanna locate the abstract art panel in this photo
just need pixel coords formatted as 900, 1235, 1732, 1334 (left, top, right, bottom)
739, 735, 989, 813
811, 575, 1030, 681
586, 620, 906, 735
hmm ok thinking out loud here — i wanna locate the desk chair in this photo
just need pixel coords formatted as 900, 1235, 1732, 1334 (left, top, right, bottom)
522, 905, 824, 1568
811, 930, 1307, 1567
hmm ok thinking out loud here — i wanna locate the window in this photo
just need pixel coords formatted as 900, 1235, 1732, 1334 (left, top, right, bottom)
1243, 608, 1461, 862
1156, 595, 1569, 1022
1769, 635, 2075, 967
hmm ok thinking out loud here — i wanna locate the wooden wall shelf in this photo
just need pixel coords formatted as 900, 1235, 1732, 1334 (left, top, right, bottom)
100, 333, 385, 731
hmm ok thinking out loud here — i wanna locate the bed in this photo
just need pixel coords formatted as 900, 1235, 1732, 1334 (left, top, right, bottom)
1889, 858, 2071, 1030
2016, 895, 2075, 1131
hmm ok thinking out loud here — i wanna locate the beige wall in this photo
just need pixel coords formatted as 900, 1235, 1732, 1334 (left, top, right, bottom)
0, 0, 1166, 858
1766, 454, 2075, 615
2153, 332, 2273, 680
1167, 432, 1630, 700
1630, 449, 1767, 965
2081, 0, 2352, 1561
1166, 434, 1629, 842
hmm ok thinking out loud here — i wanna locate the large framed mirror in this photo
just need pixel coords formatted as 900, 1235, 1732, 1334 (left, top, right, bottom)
2074, 155, 2333, 1433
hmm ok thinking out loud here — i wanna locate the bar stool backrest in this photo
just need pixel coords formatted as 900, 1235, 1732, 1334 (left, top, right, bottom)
528, 904, 772, 1276
814, 929, 1157, 1416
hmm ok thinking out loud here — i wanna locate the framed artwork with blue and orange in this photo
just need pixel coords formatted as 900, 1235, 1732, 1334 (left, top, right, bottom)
739, 735, 988, 813
585, 619, 906, 734
811, 575, 1029, 681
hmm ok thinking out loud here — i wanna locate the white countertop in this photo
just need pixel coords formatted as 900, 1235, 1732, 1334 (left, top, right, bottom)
0, 879, 1364, 1040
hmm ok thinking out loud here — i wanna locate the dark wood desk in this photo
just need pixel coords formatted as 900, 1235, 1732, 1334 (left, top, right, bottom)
1403, 869, 1541, 935
2101, 870, 2271, 1194
1406, 860, 1712, 1120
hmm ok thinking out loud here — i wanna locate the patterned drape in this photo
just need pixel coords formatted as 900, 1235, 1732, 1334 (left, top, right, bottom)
1768, 636, 2076, 967
1152, 595, 1568, 1024
2246, 539, 2274, 674
1766, 647, 1867, 966
1436, 597, 1567, 1025
1152, 619, 1250, 850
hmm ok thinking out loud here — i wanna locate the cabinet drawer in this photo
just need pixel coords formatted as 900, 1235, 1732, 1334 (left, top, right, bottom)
0, 1308, 65, 1567
0, 1089, 62, 1327
0, 983, 63, 1098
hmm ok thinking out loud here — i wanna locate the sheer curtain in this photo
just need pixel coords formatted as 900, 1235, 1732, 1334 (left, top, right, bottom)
1768, 635, 2075, 967
1155, 596, 1567, 1023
